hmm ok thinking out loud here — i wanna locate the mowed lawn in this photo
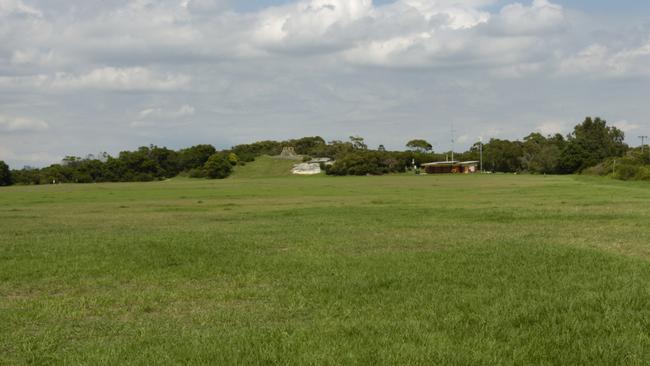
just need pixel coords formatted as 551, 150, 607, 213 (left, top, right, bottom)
1, 173, 650, 365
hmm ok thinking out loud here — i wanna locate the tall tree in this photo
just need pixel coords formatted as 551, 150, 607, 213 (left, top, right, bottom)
483, 139, 524, 172
0, 161, 12, 186
406, 139, 433, 153
559, 117, 627, 173
349, 136, 368, 150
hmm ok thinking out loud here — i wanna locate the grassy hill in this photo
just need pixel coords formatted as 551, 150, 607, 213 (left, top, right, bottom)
1, 175, 650, 364
231, 155, 301, 179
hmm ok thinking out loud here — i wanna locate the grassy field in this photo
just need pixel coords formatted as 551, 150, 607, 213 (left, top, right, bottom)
1, 168, 650, 364
231, 155, 299, 179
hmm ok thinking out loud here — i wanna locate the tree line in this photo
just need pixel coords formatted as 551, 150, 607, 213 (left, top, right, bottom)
0, 117, 647, 186
323, 117, 635, 177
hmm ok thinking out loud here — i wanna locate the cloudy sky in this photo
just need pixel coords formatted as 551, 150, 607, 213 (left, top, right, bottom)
1, 0, 649, 168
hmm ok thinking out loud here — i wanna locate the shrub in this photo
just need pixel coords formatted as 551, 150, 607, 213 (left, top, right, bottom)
614, 163, 639, 181
326, 151, 393, 176
228, 153, 239, 166
204, 153, 233, 179
634, 166, 650, 181
188, 168, 205, 178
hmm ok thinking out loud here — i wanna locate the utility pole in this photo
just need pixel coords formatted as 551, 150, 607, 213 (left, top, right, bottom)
639, 136, 648, 154
479, 136, 483, 173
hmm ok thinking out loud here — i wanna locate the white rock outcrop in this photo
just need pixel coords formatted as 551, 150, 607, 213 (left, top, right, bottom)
292, 163, 322, 175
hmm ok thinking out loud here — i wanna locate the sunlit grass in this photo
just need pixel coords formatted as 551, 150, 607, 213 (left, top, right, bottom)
1, 173, 649, 364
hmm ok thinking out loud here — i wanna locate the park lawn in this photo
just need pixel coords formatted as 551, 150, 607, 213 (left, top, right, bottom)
1, 173, 649, 365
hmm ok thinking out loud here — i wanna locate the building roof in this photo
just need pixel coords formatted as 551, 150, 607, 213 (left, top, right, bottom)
421, 161, 479, 167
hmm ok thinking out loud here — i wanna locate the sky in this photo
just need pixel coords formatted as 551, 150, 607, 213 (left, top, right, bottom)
1, 0, 649, 168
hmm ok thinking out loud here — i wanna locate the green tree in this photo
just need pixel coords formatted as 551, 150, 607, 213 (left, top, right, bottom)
483, 139, 523, 172
349, 136, 368, 150
11, 167, 41, 185
0, 161, 13, 186
406, 139, 433, 153
290, 136, 326, 155
204, 153, 233, 179
559, 117, 627, 173
178, 144, 216, 171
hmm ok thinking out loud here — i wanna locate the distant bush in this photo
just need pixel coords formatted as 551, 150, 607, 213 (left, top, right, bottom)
614, 163, 639, 181
582, 162, 610, 176
634, 166, 650, 181
326, 151, 396, 176
584, 155, 650, 182
227, 153, 239, 166
204, 153, 233, 179
188, 168, 205, 178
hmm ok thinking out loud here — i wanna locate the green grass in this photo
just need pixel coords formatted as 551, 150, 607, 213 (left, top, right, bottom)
232, 155, 300, 179
1, 173, 650, 365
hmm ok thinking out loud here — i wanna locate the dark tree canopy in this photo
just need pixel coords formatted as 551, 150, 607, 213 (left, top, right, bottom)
559, 117, 627, 173
520, 133, 566, 174
178, 144, 216, 171
0, 161, 12, 186
483, 139, 523, 173
349, 136, 368, 150
203, 153, 233, 179
406, 139, 433, 153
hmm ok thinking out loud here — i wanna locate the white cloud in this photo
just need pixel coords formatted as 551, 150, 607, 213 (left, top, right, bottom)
0, 67, 191, 92
0, 114, 49, 132
0, 0, 571, 73
10, 48, 54, 65
339, 0, 565, 68
51, 67, 190, 91
613, 120, 641, 133
0, 0, 649, 168
559, 36, 650, 78
0, 0, 42, 17
138, 104, 195, 119
182, 0, 228, 13
488, 0, 565, 36
536, 121, 569, 136
130, 104, 196, 128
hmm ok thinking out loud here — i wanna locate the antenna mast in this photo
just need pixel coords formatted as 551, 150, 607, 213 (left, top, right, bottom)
479, 136, 483, 173
451, 122, 455, 162
639, 136, 648, 154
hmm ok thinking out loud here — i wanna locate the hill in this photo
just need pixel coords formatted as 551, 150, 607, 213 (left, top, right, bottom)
231, 155, 301, 179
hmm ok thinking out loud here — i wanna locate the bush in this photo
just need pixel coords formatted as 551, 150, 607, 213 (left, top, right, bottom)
614, 163, 639, 181
204, 153, 233, 179
228, 153, 239, 166
325, 151, 393, 176
634, 166, 650, 181
188, 168, 205, 178
133, 173, 155, 182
